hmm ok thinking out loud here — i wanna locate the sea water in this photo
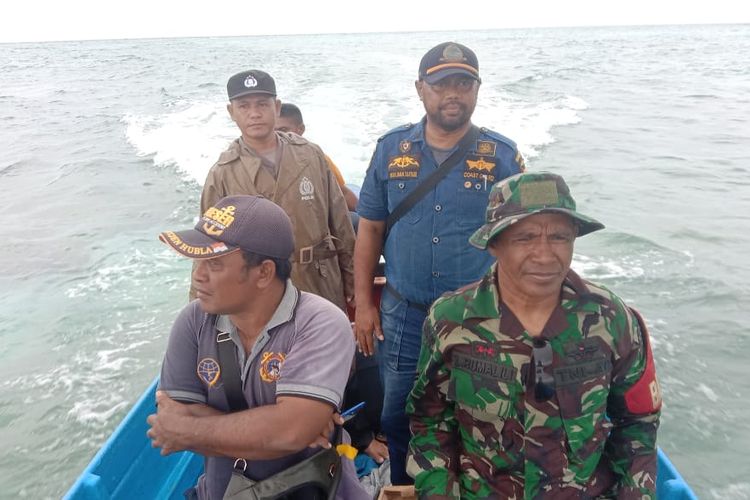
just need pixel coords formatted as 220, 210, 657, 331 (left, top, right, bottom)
1, 25, 748, 498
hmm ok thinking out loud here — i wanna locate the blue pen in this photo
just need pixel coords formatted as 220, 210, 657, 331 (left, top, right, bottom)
340, 402, 365, 422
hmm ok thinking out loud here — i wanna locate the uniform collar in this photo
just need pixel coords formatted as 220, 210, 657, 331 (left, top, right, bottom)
461, 264, 592, 322
461, 263, 501, 321
216, 280, 299, 335
405, 117, 428, 145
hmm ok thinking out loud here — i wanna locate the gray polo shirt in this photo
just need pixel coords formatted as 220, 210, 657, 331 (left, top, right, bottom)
159, 281, 367, 500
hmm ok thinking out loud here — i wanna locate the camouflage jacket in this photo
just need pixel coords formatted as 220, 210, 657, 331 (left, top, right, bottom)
406, 264, 660, 499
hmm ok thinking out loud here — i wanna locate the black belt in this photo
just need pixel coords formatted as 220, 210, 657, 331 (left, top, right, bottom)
384, 283, 430, 312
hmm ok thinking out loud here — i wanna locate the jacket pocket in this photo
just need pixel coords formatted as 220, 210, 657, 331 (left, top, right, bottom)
456, 184, 491, 229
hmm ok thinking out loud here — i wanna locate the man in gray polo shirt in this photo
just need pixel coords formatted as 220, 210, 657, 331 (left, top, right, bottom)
147, 195, 368, 500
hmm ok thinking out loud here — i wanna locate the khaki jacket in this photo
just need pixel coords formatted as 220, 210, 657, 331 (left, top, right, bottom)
194, 133, 355, 310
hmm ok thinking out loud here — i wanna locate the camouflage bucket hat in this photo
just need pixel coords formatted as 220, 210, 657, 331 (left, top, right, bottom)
469, 172, 605, 249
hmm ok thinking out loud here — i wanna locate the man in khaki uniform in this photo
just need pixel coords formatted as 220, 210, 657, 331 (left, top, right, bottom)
193, 69, 355, 310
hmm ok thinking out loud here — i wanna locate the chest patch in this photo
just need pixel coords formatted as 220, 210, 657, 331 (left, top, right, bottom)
387, 154, 421, 179
476, 141, 497, 156
564, 338, 603, 363
463, 154, 496, 183
454, 352, 517, 382
554, 358, 612, 387
299, 177, 315, 201
259, 351, 286, 382
197, 358, 221, 387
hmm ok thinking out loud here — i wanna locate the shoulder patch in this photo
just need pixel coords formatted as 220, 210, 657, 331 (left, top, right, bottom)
624, 308, 662, 414
477, 127, 518, 151
377, 122, 414, 143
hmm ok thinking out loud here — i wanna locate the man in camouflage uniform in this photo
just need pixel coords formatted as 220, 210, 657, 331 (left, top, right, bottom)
406, 172, 661, 499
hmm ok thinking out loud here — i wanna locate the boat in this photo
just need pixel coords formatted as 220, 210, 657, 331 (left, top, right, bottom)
64, 375, 697, 499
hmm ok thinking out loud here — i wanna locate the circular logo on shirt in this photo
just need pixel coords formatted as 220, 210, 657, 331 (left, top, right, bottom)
259, 352, 286, 382
197, 358, 221, 387
244, 75, 258, 88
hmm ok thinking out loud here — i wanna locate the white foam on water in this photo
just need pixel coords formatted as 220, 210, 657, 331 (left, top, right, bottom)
123, 92, 589, 187
572, 254, 645, 280
710, 483, 750, 500
696, 383, 720, 403
65, 248, 179, 299
68, 398, 131, 425
474, 94, 589, 162
123, 101, 236, 185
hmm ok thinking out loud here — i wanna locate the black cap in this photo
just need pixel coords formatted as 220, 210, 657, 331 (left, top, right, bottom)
418, 42, 480, 84
159, 195, 294, 260
227, 70, 277, 100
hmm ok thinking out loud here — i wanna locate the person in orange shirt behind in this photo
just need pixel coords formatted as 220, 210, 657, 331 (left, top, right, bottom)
276, 103, 359, 213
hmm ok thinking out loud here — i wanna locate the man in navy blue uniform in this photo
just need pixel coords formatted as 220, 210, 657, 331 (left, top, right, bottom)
354, 41, 526, 485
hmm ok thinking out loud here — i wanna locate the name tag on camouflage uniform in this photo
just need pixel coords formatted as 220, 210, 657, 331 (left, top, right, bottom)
453, 352, 516, 382
554, 339, 611, 387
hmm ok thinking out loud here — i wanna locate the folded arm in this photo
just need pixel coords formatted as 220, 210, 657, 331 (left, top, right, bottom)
148, 391, 334, 459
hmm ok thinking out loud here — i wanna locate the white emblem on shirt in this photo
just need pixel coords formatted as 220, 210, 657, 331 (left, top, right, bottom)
299, 177, 315, 201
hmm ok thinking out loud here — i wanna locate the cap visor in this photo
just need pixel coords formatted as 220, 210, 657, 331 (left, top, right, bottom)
159, 229, 239, 259
423, 67, 480, 85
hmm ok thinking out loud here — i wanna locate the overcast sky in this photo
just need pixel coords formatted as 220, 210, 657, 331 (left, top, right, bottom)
2, 0, 749, 43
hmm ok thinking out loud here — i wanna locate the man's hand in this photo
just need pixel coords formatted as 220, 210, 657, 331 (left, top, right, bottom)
308, 412, 344, 449
354, 302, 383, 357
146, 391, 194, 456
364, 437, 389, 464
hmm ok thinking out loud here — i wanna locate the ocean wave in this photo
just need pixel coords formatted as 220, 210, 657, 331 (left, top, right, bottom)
124, 90, 589, 184
710, 483, 750, 500
572, 255, 645, 281
123, 104, 235, 184
0, 160, 24, 177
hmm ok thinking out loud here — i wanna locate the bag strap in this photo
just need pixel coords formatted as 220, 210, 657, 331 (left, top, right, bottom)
385, 124, 480, 237
216, 331, 249, 412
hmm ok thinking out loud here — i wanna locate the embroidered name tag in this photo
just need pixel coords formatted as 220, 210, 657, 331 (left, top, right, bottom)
554, 358, 612, 386
453, 352, 517, 382
388, 154, 420, 179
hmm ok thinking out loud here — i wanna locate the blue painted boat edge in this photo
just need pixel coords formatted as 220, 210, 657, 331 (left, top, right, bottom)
657, 448, 698, 499
65, 376, 697, 499
64, 376, 203, 500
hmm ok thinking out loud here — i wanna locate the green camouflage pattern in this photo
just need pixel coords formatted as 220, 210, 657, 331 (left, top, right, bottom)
469, 172, 605, 250
406, 264, 659, 499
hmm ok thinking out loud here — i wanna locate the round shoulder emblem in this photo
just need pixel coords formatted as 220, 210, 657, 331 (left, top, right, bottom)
259, 352, 286, 382
197, 358, 221, 387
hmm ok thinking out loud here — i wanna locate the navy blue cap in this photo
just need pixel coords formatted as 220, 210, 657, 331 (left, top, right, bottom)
418, 42, 480, 84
